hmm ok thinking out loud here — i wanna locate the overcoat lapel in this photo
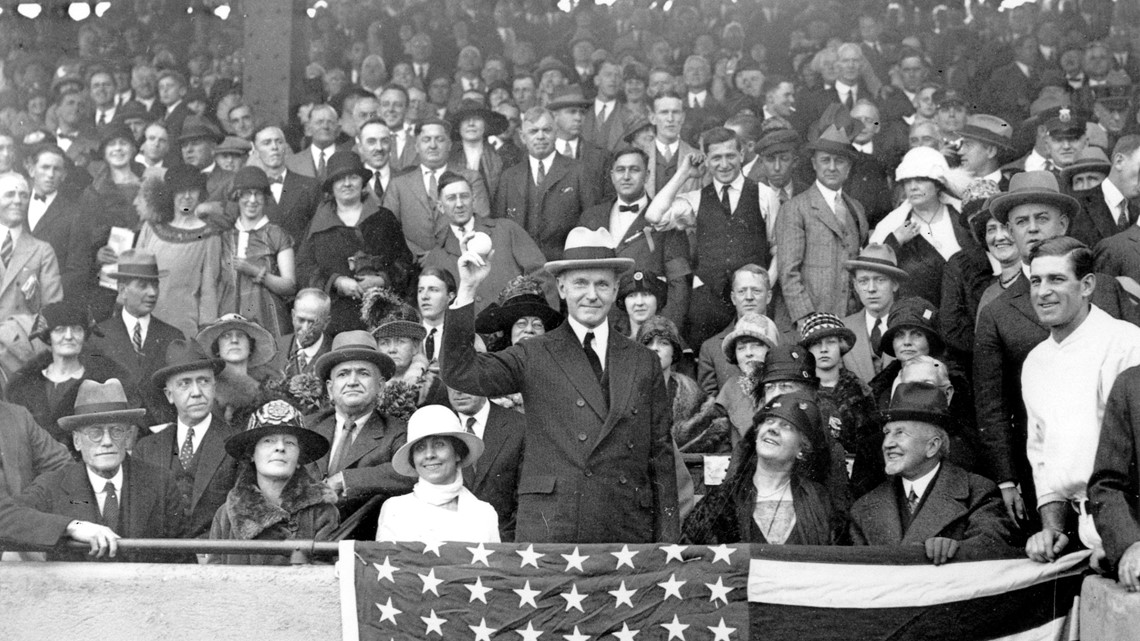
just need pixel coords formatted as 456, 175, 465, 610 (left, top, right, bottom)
545, 324, 608, 420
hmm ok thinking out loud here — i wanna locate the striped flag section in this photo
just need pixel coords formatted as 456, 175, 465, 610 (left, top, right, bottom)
337, 541, 1088, 641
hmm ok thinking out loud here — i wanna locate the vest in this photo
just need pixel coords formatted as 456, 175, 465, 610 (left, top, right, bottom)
525, 166, 544, 235
165, 432, 201, 516
655, 151, 678, 193
695, 179, 770, 291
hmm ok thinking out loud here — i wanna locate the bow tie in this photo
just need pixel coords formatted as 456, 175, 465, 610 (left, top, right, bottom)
618, 203, 640, 213
268, 175, 284, 184
33, 193, 47, 202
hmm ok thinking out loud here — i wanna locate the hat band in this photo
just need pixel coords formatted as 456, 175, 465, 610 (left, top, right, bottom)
852, 256, 900, 269
116, 264, 160, 277
561, 246, 619, 261
73, 401, 132, 415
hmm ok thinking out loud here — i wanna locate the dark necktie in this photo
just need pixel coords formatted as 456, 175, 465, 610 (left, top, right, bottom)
778, 186, 790, 206
179, 427, 196, 470
373, 171, 384, 200
721, 184, 732, 214
870, 317, 883, 358
296, 349, 310, 374
132, 321, 144, 353
844, 90, 854, 110
1118, 200, 1131, 231
328, 420, 357, 476
269, 174, 284, 185
317, 150, 327, 177
102, 481, 119, 527
465, 416, 476, 434
907, 488, 920, 514
536, 160, 546, 185
424, 327, 437, 361
584, 332, 604, 383
618, 203, 639, 213
0, 230, 11, 268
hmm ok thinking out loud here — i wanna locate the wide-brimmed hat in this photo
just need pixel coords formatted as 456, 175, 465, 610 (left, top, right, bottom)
215, 135, 253, 156
874, 381, 955, 430
475, 275, 563, 335
544, 227, 635, 276
224, 399, 330, 465
756, 129, 800, 157
989, 170, 1081, 223
447, 99, 509, 139
165, 163, 208, 194
57, 379, 147, 430
759, 344, 819, 387
151, 339, 226, 389
895, 146, 951, 189
880, 297, 944, 358
621, 117, 654, 144
546, 85, 592, 112
722, 312, 779, 364
804, 124, 860, 160
106, 248, 163, 282
195, 314, 276, 368
392, 405, 485, 477
177, 117, 223, 145
844, 243, 909, 281
361, 288, 426, 343
754, 392, 825, 453
958, 114, 1015, 152
618, 269, 668, 310
535, 57, 571, 80
230, 165, 272, 198
314, 330, 396, 381
1059, 147, 1112, 186
321, 150, 372, 193
636, 315, 686, 364
798, 312, 856, 355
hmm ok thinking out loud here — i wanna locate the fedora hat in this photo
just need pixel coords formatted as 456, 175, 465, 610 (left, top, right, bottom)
314, 330, 396, 381
321, 151, 372, 193
880, 297, 944, 358
224, 399, 330, 465
546, 85, 592, 112
798, 312, 856, 355
106, 249, 163, 282
57, 379, 147, 430
874, 381, 955, 430
804, 124, 860, 160
151, 339, 226, 389
958, 114, 1015, 152
1059, 147, 1112, 186
215, 135, 253, 156
447, 99, 509, 139
392, 405, 485, 477
722, 312, 780, 364
475, 275, 563, 336
544, 227, 635, 276
195, 314, 276, 368
230, 165, 272, 198
759, 345, 819, 387
988, 170, 1081, 223
177, 117, 223, 145
844, 243, 909, 281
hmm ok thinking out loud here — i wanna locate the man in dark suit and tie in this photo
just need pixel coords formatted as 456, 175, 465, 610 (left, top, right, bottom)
583, 61, 634, 152
356, 118, 392, 205
268, 288, 332, 379
134, 340, 238, 539
23, 145, 80, 298
1075, 135, 1140, 250
19, 379, 184, 561
178, 117, 233, 204
493, 108, 599, 262
157, 69, 191, 140
441, 226, 680, 543
285, 104, 345, 180
679, 55, 728, 146
250, 125, 320, 245
550, 85, 613, 203
1091, 364, 1140, 588
447, 386, 523, 541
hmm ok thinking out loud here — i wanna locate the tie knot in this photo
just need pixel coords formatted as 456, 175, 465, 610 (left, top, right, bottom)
618, 203, 639, 213
584, 331, 595, 348
465, 416, 477, 433
269, 175, 284, 184
104, 481, 116, 493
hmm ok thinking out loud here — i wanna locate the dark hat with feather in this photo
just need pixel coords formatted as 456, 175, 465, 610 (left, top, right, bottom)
362, 287, 427, 342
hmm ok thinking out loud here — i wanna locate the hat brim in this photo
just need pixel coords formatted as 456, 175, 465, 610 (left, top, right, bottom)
989, 189, 1081, 223
475, 300, 564, 335
805, 139, 861, 160
322, 166, 373, 193
151, 357, 227, 390
544, 257, 635, 277
798, 326, 857, 355
958, 128, 1016, 152
880, 324, 945, 358
875, 407, 956, 431
224, 424, 331, 466
844, 259, 909, 281
106, 269, 165, 281
314, 348, 396, 381
195, 319, 277, 368
372, 321, 428, 343
392, 431, 485, 477
722, 329, 778, 363
448, 107, 509, 139
547, 98, 593, 112
1060, 161, 1112, 183
58, 408, 148, 431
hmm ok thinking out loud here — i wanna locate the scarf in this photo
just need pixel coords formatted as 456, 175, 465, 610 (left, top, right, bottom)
412, 473, 464, 506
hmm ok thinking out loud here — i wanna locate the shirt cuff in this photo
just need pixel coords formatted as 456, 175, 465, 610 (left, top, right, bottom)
998, 481, 1016, 490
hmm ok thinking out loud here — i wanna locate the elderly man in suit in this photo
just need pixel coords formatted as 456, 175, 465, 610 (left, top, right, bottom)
0, 494, 119, 556
133, 341, 238, 539
441, 226, 680, 543
269, 288, 332, 379
23, 145, 78, 298
423, 172, 551, 313
493, 107, 599, 262
774, 125, 869, 336
250, 125, 320, 244
285, 104, 346, 180
842, 244, 905, 383
448, 385, 524, 541
579, 147, 691, 327
384, 118, 490, 262
1091, 364, 1140, 589
696, 264, 772, 396
306, 331, 414, 535
850, 383, 1018, 565
1077, 135, 1140, 250
20, 379, 183, 561
0, 172, 63, 322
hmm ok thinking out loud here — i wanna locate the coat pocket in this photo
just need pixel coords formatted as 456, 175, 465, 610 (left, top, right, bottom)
517, 475, 557, 495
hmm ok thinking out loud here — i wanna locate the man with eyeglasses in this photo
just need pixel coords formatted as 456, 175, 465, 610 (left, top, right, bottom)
696, 264, 772, 395
18, 379, 183, 562
841, 244, 907, 384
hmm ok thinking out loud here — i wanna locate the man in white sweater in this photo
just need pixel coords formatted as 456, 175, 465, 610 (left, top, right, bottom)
1022, 236, 1140, 565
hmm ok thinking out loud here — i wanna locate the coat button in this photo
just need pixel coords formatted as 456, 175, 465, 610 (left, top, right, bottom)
578, 433, 588, 442
475, 295, 483, 303
631, 408, 638, 415
585, 470, 594, 477
627, 442, 634, 449
620, 476, 628, 484
576, 399, 585, 407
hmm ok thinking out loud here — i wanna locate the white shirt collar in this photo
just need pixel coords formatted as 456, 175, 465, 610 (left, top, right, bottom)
121, 307, 150, 334
865, 309, 889, 336
853, 140, 874, 154
835, 79, 857, 95
297, 333, 325, 358
335, 409, 373, 433
529, 152, 557, 178
451, 218, 474, 241
713, 173, 745, 193
595, 98, 617, 113
656, 139, 679, 157
815, 180, 841, 210
176, 413, 213, 456
458, 401, 491, 439
1103, 177, 1126, 212
902, 462, 941, 501
566, 315, 609, 369
87, 465, 124, 500
311, 143, 334, 165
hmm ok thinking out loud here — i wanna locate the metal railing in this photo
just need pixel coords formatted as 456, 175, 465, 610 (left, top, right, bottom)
4, 538, 340, 564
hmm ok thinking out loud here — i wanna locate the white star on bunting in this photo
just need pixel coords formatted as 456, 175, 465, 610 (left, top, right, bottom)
608, 580, 636, 608
562, 546, 589, 572
708, 618, 736, 641
373, 556, 398, 582
418, 568, 443, 596
470, 617, 497, 641
518, 543, 545, 568
517, 621, 544, 641
660, 614, 690, 640
468, 542, 494, 566
421, 609, 446, 636
705, 576, 733, 605
657, 573, 685, 600
709, 544, 736, 565
611, 622, 640, 641
422, 540, 444, 556
611, 545, 638, 569
375, 597, 401, 625
465, 576, 493, 603
661, 544, 688, 562
560, 583, 588, 612
563, 625, 591, 641
514, 580, 541, 608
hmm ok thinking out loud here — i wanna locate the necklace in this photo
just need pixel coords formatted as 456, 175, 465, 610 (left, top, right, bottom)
755, 478, 791, 500
762, 483, 790, 541
1000, 271, 1021, 288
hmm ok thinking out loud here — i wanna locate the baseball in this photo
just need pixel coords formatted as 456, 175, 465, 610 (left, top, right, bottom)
468, 232, 493, 257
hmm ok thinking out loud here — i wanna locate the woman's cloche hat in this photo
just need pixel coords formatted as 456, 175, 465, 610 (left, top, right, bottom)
392, 405, 485, 477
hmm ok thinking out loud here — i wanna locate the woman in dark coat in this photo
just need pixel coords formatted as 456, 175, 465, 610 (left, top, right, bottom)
295, 152, 415, 335
448, 100, 507, 196
683, 393, 844, 546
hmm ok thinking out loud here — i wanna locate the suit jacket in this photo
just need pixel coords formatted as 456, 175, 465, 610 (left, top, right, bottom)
264, 170, 321, 244
1089, 365, 1140, 569
696, 323, 739, 396
422, 217, 552, 313
1071, 185, 1127, 249
133, 417, 240, 538
845, 151, 895, 230
306, 409, 415, 517
0, 401, 71, 498
205, 165, 234, 203
492, 154, 599, 262
162, 102, 191, 140
680, 97, 729, 147
88, 311, 184, 422
383, 163, 491, 260
1095, 224, 1140, 281
983, 63, 1039, 126
269, 332, 332, 379
645, 140, 702, 199
0, 228, 63, 320
441, 303, 680, 543
16, 457, 185, 561
583, 103, 636, 152
388, 130, 420, 173
774, 184, 868, 329
465, 402, 525, 542
849, 463, 1017, 554
29, 193, 80, 298
284, 142, 351, 180
0, 494, 71, 546
842, 310, 895, 384
579, 199, 693, 327
558, 139, 612, 202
